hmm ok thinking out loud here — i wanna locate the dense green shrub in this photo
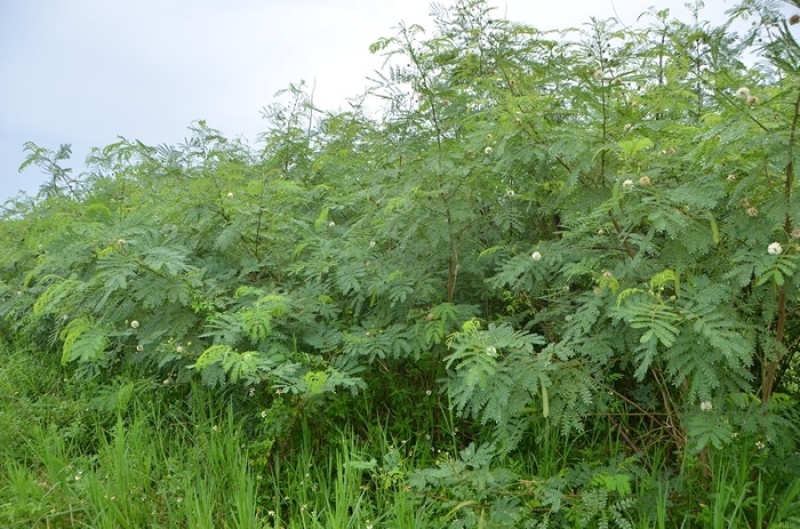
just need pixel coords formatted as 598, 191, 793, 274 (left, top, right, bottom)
2, 1, 800, 526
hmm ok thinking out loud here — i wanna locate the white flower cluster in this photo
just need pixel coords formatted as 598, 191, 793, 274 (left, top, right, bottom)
768, 242, 783, 255
735, 86, 759, 105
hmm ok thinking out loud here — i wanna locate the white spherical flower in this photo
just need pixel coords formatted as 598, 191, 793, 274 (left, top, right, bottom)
768, 242, 783, 255
506, 189, 515, 197
136, 345, 144, 352
130, 320, 139, 329
622, 179, 634, 190
328, 221, 336, 228
726, 174, 736, 182
485, 346, 497, 357
484, 146, 493, 155
736, 86, 750, 99
226, 192, 234, 198
531, 251, 542, 261
176, 346, 185, 354
700, 401, 713, 412
369, 240, 377, 248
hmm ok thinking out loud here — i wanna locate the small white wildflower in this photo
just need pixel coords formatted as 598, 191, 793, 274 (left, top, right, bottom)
485, 346, 498, 357
484, 146, 493, 155
506, 189, 515, 197
212, 425, 219, 432
768, 242, 783, 255
638, 176, 651, 186
226, 192, 234, 198
176, 346, 184, 354
425, 389, 432, 396
756, 440, 765, 450
130, 320, 139, 329
260, 410, 268, 418
792, 228, 800, 239
531, 250, 542, 261
163, 378, 170, 385
369, 240, 376, 248
736, 86, 750, 99
248, 387, 256, 397
136, 345, 144, 352
700, 401, 713, 412
622, 178, 634, 190
328, 220, 336, 228
746, 207, 759, 217
747, 95, 759, 106
726, 174, 736, 182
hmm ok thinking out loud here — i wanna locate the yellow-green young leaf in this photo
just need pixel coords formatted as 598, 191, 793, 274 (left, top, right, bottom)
304, 370, 328, 394
617, 137, 654, 156
540, 378, 550, 418
616, 287, 643, 307
59, 317, 108, 366
462, 318, 481, 333
706, 212, 720, 246
650, 269, 678, 290
478, 245, 504, 258
33, 277, 79, 316
195, 344, 234, 371
313, 207, 329, 230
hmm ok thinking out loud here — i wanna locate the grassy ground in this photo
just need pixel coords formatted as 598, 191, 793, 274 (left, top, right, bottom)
2, 341, 799, 528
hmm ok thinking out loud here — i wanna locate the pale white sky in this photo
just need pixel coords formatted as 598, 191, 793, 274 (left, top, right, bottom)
0, 0, 784, 201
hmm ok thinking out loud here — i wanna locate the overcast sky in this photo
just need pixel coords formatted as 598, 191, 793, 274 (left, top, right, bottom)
0, 0, 789, 202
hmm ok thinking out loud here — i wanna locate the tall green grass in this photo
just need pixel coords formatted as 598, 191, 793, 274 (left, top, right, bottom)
1, 341, 799, 528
